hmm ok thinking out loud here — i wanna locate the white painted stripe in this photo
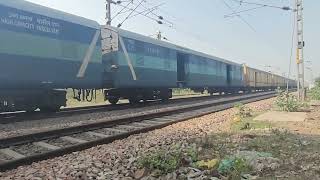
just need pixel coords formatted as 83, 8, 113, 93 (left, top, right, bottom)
77, 29, 101, 78
119, 36, 137, 80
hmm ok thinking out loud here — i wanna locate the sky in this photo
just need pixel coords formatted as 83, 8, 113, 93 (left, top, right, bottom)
25, 0, 319, 84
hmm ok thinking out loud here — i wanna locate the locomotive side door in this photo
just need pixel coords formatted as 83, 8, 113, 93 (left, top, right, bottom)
177, 53, 188, 87
254, 71, 258, 88
226, 65, 232, 86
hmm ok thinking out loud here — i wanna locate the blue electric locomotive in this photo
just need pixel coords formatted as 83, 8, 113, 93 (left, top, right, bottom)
0, 0, 102, 111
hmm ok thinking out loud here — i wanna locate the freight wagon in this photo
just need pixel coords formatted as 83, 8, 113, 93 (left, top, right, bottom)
242, 65, 291, 91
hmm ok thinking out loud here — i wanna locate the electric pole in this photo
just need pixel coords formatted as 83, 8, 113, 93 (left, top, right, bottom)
106, 0, 112, 25
295, 0, 305, 101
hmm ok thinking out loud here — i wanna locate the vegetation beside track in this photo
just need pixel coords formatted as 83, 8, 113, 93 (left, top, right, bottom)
309, 77, 320, 100
137, 100, 320, 179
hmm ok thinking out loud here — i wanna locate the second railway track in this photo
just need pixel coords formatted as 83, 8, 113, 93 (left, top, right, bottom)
0, 93, 254, 124
0, 91, 277, 172
0, 94, 235, 124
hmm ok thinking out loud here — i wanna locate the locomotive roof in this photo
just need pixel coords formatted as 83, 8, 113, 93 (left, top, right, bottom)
112, 26, 242, 67
0, 0, 100, 29
114, 27, 295, 80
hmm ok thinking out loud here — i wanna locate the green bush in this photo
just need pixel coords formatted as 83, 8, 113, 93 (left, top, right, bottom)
309, 78, 320, 100
275, 91, 300, 112
138, 145, 198, 175
138, 149, 181, 175
234, 103, 252, 118
218, 157, 252, 179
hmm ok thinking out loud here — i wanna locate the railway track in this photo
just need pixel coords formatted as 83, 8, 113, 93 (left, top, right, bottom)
0, 91, 277, 171
0, 93, 248, 124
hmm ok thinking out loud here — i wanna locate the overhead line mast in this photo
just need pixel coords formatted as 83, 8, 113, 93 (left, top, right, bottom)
295, 0, 305, 100
106, 0, 115, 25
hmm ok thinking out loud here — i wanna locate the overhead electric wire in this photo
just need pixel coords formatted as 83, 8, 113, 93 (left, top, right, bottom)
131, 1, 174, 26
126, 4, 164, 20
115, 3, 173, 27
230, 0, 292, 11
117, 0, 144, 27
221, 0, 256, 32
224, 5, 267, 18
111, 0, 133, 21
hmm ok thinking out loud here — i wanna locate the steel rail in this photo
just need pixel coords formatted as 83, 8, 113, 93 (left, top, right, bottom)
0, 91, 278, 172
0, 93, 248, 124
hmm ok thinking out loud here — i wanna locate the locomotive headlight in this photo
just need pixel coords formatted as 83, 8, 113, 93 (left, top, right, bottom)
111, 64, 119, 70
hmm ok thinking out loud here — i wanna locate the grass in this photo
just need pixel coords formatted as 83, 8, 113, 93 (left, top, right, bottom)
137, 144, 198, 176
231, 114, 273, 132
137, 101, 320, 179
309, 78, 320, 100
232, 103, 273, 132
137, 129, 320, 179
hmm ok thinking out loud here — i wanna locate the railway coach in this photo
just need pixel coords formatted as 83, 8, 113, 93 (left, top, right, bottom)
0, 0, 103, 112
102, 26, 245, 104
102, 26, 295, 104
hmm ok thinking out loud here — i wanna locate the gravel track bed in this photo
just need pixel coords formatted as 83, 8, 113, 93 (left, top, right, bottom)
0, 96, 225, 139
0, 97, 275, 179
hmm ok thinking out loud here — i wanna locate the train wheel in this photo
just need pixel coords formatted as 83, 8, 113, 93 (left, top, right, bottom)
160, 96, 169, 102
25, 107, 37, 113
129, 97, 140, 104
108, 96, 119, 105
40, 106, 60, 112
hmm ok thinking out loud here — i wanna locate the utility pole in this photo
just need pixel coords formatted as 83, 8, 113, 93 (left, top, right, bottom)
295, 0, 305, 101
106, 0, 112, 25
157, 31, 162, 40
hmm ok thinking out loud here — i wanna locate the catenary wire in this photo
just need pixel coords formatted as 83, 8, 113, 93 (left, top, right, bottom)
221, 0, 256, 32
